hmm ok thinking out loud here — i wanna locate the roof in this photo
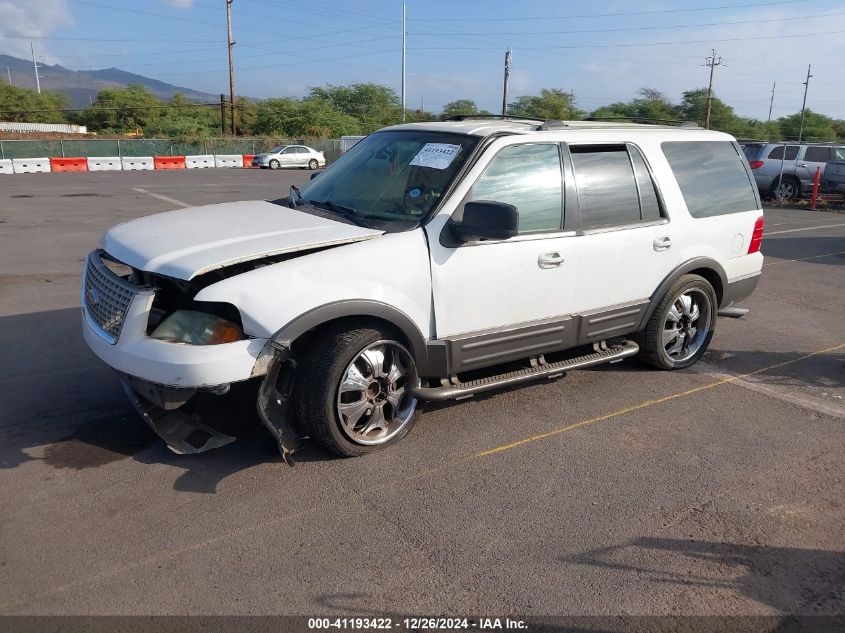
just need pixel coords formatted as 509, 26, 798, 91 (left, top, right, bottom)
383, 118, 724, 139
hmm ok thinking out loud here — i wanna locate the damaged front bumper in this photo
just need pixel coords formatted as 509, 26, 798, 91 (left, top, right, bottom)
117, 342, 304, 463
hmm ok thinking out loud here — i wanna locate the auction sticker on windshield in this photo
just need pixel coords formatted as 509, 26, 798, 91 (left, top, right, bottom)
409, 143, 461, 170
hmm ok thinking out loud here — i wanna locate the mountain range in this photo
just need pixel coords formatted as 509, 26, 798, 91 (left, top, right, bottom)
1, 54, 218, 108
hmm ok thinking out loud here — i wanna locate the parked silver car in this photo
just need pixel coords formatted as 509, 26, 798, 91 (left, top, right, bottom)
742, 142, 845, 199
252, 145, 326, 170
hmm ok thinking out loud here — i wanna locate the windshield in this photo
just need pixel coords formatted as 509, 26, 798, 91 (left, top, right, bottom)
295, 130, 479, 226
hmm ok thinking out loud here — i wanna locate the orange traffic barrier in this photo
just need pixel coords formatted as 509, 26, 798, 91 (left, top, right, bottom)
154, 156, 186, 170
243, 154, 257, 168
50, 157, 87, 172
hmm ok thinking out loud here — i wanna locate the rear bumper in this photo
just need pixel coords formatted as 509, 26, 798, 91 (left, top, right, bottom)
722, 272, 761, 307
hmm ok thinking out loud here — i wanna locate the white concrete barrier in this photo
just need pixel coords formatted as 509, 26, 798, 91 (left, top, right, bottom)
121, 156, 154, 171
12, 158, 51, 174
214, 154, 242, 168
87, 157, 122, 171
185, 154, 215, 169
0, 159, 13, 175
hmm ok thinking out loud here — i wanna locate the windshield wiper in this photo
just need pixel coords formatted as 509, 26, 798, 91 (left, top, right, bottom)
303, 199, 365, 226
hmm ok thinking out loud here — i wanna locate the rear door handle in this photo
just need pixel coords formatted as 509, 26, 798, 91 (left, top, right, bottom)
538, 252, 564, 268
653, 236, 673, 251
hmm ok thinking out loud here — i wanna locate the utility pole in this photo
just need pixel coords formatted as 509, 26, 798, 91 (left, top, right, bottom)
704, 48, 722, 129
502, 49, 511, 116
767, 81, 776, 122
31, 42, 41, 94
401, 1, 406, 122
226, 0, 236, 136
6, 66, 11, 85
798, 64, 812, 142
220, 93, 227, 135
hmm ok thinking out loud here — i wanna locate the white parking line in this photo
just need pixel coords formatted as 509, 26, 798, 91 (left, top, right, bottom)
694, 362, 845, 421
131, 187, 191, 208
765, 222, 845, 236
764, 250, 845, 267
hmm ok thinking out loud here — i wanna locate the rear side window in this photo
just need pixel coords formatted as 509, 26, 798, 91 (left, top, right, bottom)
803, 146, 832, 162
742, 143, 763, 159
662, 141, 759, 218
767, 145, 799, 160
836, 148, 845, 160
570, 144, 663, 229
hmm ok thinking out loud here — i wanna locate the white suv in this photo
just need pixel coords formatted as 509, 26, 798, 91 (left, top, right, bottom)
81, 118, 764, 459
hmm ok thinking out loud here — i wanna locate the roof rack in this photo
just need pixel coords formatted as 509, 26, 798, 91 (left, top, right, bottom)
582, 116, 700, 128
444, 114, 543, 123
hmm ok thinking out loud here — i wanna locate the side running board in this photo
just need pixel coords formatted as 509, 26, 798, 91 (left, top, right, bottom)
412, 340, 639, 402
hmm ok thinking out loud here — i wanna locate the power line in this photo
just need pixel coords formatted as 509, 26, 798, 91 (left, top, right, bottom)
408, 0, 808, 21
407, 28, 845, 51
407, 10, 845, 37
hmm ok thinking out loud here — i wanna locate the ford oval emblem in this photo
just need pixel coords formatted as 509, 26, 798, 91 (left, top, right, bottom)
86, 286, 101, 306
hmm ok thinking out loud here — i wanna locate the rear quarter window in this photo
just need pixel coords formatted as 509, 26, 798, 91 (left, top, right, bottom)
662, 141, 759, 218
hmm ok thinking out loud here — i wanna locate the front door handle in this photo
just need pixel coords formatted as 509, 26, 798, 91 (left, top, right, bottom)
538, 252, 564, 268
653, 236, 673, 251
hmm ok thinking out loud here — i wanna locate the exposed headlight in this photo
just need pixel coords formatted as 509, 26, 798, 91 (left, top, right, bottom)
150, 310, 243, 345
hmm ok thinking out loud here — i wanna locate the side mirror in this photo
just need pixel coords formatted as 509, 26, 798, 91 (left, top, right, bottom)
450, 201, 518, 243
310, 171, 321, 180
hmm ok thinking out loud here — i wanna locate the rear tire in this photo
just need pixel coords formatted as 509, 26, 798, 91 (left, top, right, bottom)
294, 324, 419, 457
308, 159, 319, 170
770, 175, 800, 200
269, 159, 280, 170
636, 274, 717, 370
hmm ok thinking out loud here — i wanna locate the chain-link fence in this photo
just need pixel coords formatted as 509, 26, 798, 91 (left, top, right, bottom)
0, 138, 343, 163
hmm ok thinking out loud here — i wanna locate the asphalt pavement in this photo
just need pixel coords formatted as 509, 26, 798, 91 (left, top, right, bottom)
0, 169, 843, 621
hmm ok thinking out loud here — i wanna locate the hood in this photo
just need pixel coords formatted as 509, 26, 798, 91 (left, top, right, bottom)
101, 200, 382, 280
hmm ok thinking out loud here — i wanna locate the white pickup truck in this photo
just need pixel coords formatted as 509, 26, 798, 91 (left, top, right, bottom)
82, 118, 763, 460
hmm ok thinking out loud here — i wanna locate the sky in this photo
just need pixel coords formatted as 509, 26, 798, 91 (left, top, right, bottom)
0, 0, 843, 120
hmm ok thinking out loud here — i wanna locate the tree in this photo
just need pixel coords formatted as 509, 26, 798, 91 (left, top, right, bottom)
441, 99, 481, 119
252, 97, 302, 136
0, 84, 68, 124
79, 84, 161, 133
143, 93, 217, 140
306, 83, 402, 133
777, 109, 838, 142
509, 89, 583, 120
235, 96, 258, 136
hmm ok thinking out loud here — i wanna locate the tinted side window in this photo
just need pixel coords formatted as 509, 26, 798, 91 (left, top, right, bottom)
570, 145, 641, 229
662, 141, 759, 218
803, 146, 832, 162
768, 145, 799, 160
471, 144, 562, 234
742, 143, 763, 159
629, 146, 662, 221
835, 147, 845, 160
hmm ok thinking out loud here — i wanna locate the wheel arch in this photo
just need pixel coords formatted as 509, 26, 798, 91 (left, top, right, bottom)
638, 258, 728, 330
270, 300, 442, 377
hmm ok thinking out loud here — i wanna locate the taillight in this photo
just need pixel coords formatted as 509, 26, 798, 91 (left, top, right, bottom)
748, 160, 764, 169
748, 216, 764, 254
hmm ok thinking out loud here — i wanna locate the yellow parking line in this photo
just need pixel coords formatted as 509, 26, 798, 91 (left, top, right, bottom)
475, 342, 845, 458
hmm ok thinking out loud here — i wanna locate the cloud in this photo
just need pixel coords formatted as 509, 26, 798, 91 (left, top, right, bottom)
161, 0, 194, 8
0, 0, 74, 61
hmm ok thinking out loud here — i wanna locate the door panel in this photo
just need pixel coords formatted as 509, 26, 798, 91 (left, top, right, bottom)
427, 142, 578, 341
428, 234, 579, 338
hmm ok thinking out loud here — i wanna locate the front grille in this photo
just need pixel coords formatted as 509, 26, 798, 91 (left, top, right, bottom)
82, 252, 142, 344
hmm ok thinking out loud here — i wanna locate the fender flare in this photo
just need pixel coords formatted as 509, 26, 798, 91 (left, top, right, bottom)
638, 257, 728, 330
269, 300, 445, 377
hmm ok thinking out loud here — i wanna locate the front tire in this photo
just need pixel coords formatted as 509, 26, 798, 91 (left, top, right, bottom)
269, 159, 280, 170
637, 274, 717, 370
295, 324, 419, 457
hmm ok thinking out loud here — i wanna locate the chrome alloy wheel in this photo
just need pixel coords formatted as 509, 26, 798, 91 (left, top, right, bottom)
335, 340, 417, 445
662, 288, 712, 363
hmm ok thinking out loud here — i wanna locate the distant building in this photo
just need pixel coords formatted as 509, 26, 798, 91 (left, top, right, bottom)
0, 122, 88, 134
